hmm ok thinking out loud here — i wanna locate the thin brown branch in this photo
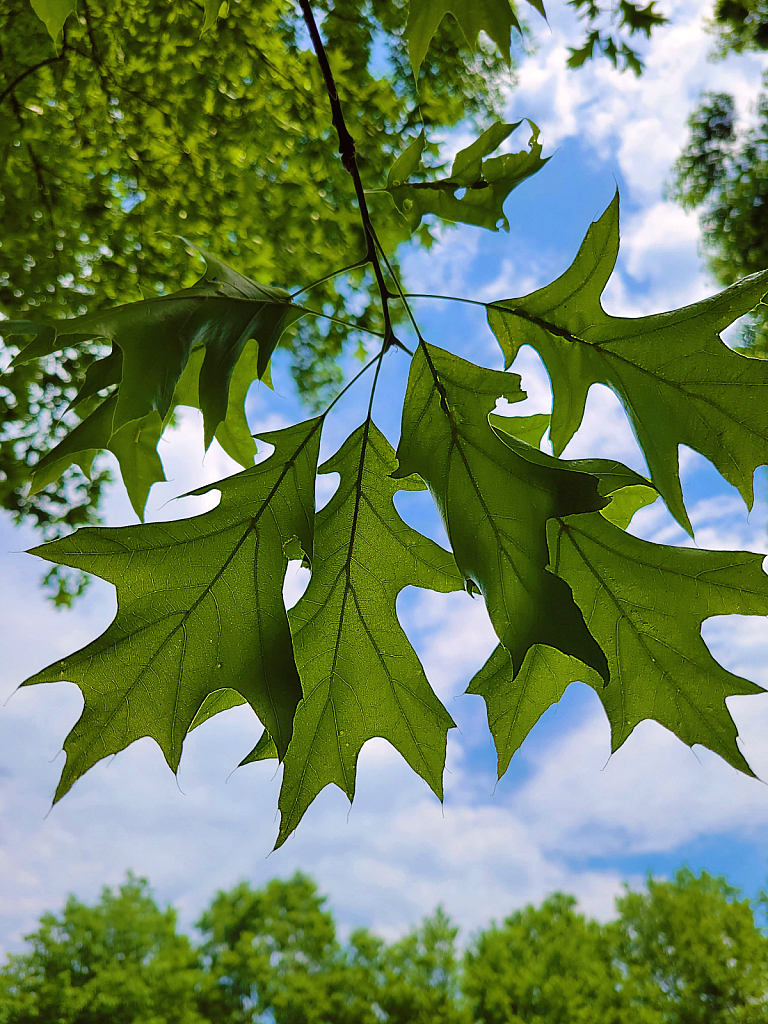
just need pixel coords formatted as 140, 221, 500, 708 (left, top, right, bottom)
297, 0, 408, 353
0, 51, 66, 108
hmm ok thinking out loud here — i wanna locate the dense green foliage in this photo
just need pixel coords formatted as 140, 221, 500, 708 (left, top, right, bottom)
708, 0, 768, 55
0, 873, 204, 1024
0, 0, 664, 597
672, 87, 768, 355
613, 871, 768, 1023
2, 869, 767, 1023
671, 0, 768, 354
6, 0, 768, 845
0, 0, 505, 571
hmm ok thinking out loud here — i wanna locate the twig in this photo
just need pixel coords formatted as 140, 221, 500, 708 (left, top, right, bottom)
0, 51, 66, 108
297, 0, 408, 354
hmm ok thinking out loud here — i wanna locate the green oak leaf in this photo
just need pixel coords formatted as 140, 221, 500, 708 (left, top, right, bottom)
489, 414, 659, 528
381, 121, 547, 232
404, 0, 547, 74
22, 346, 161, 521
27, 0, 221, 41
469, 643, 584, 778
22, 418, 322, 800
0, 320, 59, 354
12, 246, 301, 444
201, 0, 221, 32
189, 687, 248, 731
487, 193, 768, 533
8, 251, 282, 515
551, 511, 768, 774
393, 343, 608, 680
170, 336, 271, 470
28, 0, 76, 42
67, 349, 122, 412
468, 447, 656, 777
275, 421, 462, 847
472, 478, 768, 779
241, 728, 279, 764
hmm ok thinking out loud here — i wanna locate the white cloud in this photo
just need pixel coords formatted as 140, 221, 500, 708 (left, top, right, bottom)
513, 0, 768, 204
512, 689, 768, 858
609, 201, 708, 312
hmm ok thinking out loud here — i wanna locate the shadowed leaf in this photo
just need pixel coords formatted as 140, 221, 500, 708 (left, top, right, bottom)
394, 343, 608, 679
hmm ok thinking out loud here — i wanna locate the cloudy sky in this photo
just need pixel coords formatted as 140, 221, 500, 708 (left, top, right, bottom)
3, 0, 768, 951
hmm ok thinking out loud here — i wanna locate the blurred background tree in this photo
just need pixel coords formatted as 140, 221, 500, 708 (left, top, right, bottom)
612, 867, 768, 1023
2, 868, 767, 1023
0, 873, 205, 1023
671, 0, 768, 357
463, 891, 635, 1024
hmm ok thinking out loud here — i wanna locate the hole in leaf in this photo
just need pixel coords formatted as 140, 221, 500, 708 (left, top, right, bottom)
283, 561, 310, 609
316, 471, 340, 511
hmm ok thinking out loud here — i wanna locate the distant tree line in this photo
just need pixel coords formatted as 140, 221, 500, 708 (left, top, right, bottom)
1, 867, 767, 1022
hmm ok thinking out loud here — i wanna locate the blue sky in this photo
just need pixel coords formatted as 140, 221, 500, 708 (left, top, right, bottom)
3, 0, 768, 950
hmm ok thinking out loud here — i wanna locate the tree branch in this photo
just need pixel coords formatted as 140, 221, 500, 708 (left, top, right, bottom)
297, 0, 405, 352
0, 51, 66, 109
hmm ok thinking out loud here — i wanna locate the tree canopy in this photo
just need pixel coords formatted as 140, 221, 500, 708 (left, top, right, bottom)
2, 868, 767, 1023
4, 0, 768, 845
0, 873, 204, 1024
1, 0, 506, 597
0, 0, 665, 600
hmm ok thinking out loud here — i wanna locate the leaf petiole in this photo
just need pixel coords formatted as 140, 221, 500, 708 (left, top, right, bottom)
293, 305, 386, 339
289, 257, 371, 300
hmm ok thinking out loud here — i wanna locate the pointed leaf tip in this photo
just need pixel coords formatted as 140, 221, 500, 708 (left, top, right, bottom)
487, 193, 768, 532
551, 512, 768, 776
29, 0, 76, 43
404, 0, 523, 76
384, 120, 547, 233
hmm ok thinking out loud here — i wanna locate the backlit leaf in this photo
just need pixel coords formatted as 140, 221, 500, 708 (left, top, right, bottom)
487, 193, 768, 533
241, 728, 279, 765
201, 0, 221, 32
382, 121, 547, 232
550, 510, 768, 774
469, 643, 584, 778
404, 0, 546, 74
394, 343, 608, 678
469, 448, 655, 777
28, 0, 76, 42
12, 246, 301, 444
488, 411, 550, 448
9, 249, 290, 516
22, 418, 322, 800
472, 471, 768, 778
276, 421, 462, 847
29, 394, 166, 522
